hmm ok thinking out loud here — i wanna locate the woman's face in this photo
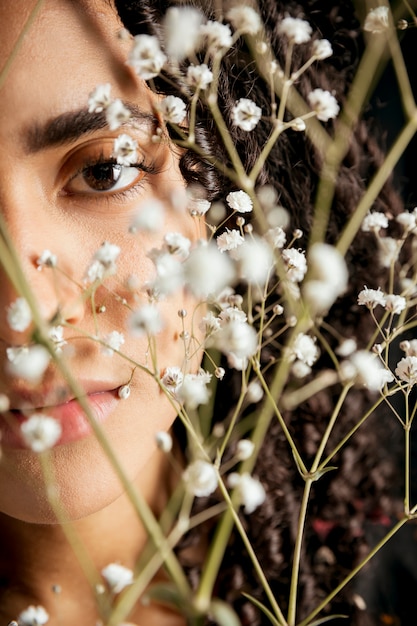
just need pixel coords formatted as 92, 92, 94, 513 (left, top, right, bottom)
0, 0, 201, 522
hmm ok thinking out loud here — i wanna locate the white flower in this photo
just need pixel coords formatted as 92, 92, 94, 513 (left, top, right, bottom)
265, 226, 286, 249
336, 338, 357, 357
291, 361, 312, 378
128, 34, 167, 79
88, 83, 112, 113
378, 236, 401, 268
290, 117, 306, 131
307, 88, 340, 122
130, 199, 165, 233
7, 297, 32, 332
364, 6, 390, 33
113, 134, 138, 166
349, 351, 394, 391
147, 251, 184, 296
128, 305, 163, 337
85, 242, 120, 283
163, 232, 191, 259
187, 197, 211, 216
155, 431, 173, 453
303, 243, 348, 313
277, 16, 312, 44
36, 249, 57, 269
183, 460, 218, 497
236, 439, 255, 461
289, 333, 319, 366
102, 331, 125, 355
161, 366, 184, 395
18, 605, 49, 626
101, 563, 133, 593
184, 241, 236, 297
216, 228, 244, 252
158, 95, 187, 124
20, 414, 62, 453
227, 6, 262, 34
214, 320, 258, 360
312, 38, 333, 60
177, 373, 211, 409
199, 311, 221, 336
227, 473, 266, 513
105, 99, 131, 131
233, 236, 274, 285
385, 294, 406, 315
49, 325, 66, 353
361, 212, 389, 232
357, 286, 386, 309
282, 248, 307, 282
231, 98, 262, 132
246, 380, 264, 404
200, 20, 233, 51
396, 211, 416, 231
400, 339, 417, 356
226, 190, 253, 213
163, 6, 204, 60
186, 64, 213, 90
7, 345, 50, 383
395, 356, 417, 385
219, 307, 247, 324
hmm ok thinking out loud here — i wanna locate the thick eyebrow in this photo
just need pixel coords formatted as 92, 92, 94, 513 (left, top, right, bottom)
24, 103, 157, 153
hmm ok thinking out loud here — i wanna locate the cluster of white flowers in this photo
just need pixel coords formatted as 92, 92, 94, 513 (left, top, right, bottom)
7, 297, 32, 333
101, 330, 125, 356
183, 459, 218, 497
357, 286, 406, 314
17, 605, 49, 626
231, 98, 262, 132
7, 345, 51, 383
20, 414, 62, 453
128, 304, 163, 337
364, 6, 390, 34
101, 563, 134, 593
84, 241, 120, 284
227, 472, 266, 513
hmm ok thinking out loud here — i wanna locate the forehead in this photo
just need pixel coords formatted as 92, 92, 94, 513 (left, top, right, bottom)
0, 0, 147, 146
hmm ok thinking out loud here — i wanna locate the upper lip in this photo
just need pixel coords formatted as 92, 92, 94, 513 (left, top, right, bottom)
4, 380, 119, 411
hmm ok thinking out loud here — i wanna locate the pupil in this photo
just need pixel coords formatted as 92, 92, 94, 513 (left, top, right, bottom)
84, 163, 122, 191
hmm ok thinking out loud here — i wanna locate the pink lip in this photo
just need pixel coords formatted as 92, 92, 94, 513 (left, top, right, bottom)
0, 391, 119, 449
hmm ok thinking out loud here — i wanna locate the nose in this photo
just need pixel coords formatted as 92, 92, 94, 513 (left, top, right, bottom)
0, 207, 85, 347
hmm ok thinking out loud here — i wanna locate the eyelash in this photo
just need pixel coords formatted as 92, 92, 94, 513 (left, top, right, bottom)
64, 152, 160, 201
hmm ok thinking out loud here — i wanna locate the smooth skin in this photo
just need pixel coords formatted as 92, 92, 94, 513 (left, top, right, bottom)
0, 0, 201, 622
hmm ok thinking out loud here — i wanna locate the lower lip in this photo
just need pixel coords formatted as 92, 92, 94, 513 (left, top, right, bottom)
0, 391, 119, 449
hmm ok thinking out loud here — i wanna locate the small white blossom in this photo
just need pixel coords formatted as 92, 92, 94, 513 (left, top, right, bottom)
163, 232, 191, 259
396, 212, 416, 231
233, 236, 274, 285
7, 297, 32, 333
85, 242, 120, 284
113, 134, 138, 166
199, 311, 221, 336
128, 305, 163, 337
102, 331, 125, 355
282, 248, 307, 282
290, 117, 306, 131
378, 237, 401, 268
159, 96, 187, 124
236, 439, 255, 461
231, 98, 262, 132
36, 249, 57, 269
312, 38, 333, 60
291, 361, 312, 378
48, 325, 66, 353
361, 212, 389, 232
186, 64, 213, 90
266, 226, 286, 249
187, 197, 211, 216
18, 605, 49, 626
303, 243, 348, 313
7, 345, 50, 383
219, 307, 247, 324
101, 563, 133, 593
161, 366, 184, 395
118, 384, 131, 400
364, 6, 390, 33
307, 88, 340, 122
184, 241, 236, 297
88, 83, 112, 113
214, 320, 258, 361
289, 333, 319, 366
226, 6, 262, 34
400, 339, 417, 357
155, 431, 173, 453
128, 34, 167, 79
105, 99, 131, 131
246, 380, 264, 404
226, 190, 253, 213
227, 473, 266, 513
336, 338, 357, 357
395, 356, 417, 385
385, 294, 406, 315
20, 414, 62, 453
183, 459, 218, 497
200, 20, 233, 51
357, 286, 386, 309
217, 228, 245, 252
130, 199, 165, 233
349, 351, 394, 391
277, 16, 312, 44
163, 6, 204, 60
177, 372, 211, 409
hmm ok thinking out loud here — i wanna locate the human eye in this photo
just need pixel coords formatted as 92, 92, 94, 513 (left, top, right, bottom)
65, 158, 146, 195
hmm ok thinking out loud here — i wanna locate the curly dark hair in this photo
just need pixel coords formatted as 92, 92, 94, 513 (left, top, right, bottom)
114, 1, 411, 624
